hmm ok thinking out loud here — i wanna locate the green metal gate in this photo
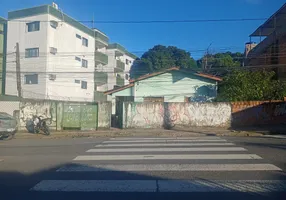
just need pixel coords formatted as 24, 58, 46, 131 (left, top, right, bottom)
62, 103, 98, 130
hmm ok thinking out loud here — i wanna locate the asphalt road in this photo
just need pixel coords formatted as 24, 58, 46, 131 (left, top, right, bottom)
0, 135, 286, 200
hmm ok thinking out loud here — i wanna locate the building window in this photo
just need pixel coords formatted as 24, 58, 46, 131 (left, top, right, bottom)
50, 47, 57, 55
76, 34, 81, 39
75, 79, 80, 84
24, 74, 38, 84
27, 21, 40, 32
126, 59, 129, 65
82, 59, 88, 68
81, 81, 87, 89
25, 48, 39, 58
50, 20, 58, 29
143, 97, 164, 102
75, 56, 81, 61
82, 37, 88, 47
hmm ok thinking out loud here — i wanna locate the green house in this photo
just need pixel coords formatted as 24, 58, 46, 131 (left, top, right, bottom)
104, 67, 222, 115
0, 17, 7, 95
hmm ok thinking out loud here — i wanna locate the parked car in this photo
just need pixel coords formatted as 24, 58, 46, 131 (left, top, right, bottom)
0, 112, 17, 140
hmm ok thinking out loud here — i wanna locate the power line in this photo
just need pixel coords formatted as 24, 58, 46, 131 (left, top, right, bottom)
6, 18, 268, 24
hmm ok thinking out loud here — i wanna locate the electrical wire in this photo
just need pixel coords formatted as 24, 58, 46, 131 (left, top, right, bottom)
5, 18, 268, 24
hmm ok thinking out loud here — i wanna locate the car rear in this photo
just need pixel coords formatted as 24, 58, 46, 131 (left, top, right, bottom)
0, 112, 17, 133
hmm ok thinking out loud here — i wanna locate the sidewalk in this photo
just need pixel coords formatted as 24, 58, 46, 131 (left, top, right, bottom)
13, 126, 279, 139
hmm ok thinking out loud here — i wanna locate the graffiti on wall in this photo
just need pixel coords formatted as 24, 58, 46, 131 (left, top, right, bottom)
123, 102, 231, 128
19, 101, 56, 128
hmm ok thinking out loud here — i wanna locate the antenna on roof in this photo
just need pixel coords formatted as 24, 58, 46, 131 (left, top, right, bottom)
52, 2, 58, 9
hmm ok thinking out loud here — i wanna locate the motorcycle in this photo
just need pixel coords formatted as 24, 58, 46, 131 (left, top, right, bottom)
25, 115, 50, 135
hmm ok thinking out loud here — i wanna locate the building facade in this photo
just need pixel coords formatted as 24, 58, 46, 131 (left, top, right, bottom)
0, 17, 7, 95
104, 67, 222, 115
245, 3, 286, 80
5, 4, 134, 102
106, 43, 136, 89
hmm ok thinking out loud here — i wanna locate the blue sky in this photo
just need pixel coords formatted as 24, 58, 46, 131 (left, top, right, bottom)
0, 0, 284, 59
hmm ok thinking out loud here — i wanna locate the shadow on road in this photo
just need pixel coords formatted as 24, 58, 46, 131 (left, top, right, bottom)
0, 162, 286, 200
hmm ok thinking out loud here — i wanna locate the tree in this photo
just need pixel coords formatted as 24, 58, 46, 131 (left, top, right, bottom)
130, 45, 197, 79
216, 70, 286, 101
198, 51, 244, 69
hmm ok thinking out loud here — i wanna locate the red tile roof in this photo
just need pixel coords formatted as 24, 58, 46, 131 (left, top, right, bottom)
104, 67, 222, 95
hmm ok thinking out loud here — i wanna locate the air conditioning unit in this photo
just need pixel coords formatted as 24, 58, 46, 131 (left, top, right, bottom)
50, 47, 57, 55
52, 2, 59, 9
50, 20, 58, 29
49, 74, 57, 80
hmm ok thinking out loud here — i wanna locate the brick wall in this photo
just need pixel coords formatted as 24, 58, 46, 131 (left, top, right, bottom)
231, 100, 286, 126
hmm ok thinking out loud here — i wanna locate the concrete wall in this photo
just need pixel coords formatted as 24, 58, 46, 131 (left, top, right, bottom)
19, 100, 57, 130
122, 102, 231, 128
98, 102, 111, 129
0, 101, 20, 115
231, 101, 286, 126
0, 99, 111, 131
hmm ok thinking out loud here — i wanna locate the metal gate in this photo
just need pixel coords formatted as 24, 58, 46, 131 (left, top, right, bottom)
62, 103, 98, 130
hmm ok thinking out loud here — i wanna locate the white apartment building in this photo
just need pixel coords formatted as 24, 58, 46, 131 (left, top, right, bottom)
105, 43, 136, 90
5, 4, 135, 102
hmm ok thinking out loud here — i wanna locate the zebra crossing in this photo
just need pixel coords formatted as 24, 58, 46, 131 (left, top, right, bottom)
30, 136, 286, 193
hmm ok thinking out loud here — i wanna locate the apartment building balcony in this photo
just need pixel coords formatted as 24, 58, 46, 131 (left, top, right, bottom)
94, 51, 108, 65
116, 75, 124, 86
93, 30, 109, 48
107, 43, 125, 57
94, 72, 107, 86
248, 26, 286, 58
114, 60, 125, 73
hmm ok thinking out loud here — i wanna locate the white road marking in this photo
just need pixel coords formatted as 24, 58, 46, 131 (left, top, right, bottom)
30, 180, 156, 192
57, 164, 282, 172
109, 137, 221, 140
73, 154, 262, 161
30, 180, 286, 192
159, 180, 286, 193
95, 143, 235, 147
87, 147, 247, 153
103, 139, 227, 143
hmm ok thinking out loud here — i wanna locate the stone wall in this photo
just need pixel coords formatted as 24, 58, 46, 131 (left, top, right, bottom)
122, 102, 231, 128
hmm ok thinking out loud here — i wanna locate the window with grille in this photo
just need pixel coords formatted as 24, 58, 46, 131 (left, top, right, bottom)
75, 80, 80, 84
81, 81, 87, 89
82, 59, 88, 68
25, 74, 38, 84
25, 48, 39, 58
27, 21, 40, 32
75, 56, 81, 61
82, 37, 88, 47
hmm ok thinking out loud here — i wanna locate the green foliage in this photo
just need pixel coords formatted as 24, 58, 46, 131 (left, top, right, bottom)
198, 51, 244, 68
130, 45, 197, 79
217, 70, 286, 101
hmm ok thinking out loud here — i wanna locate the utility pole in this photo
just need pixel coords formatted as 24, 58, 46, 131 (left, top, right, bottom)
15, 43, 22, 97
203, 43, 212, 72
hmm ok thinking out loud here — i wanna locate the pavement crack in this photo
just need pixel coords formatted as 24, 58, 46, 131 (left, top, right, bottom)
156, 180, 159, 192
